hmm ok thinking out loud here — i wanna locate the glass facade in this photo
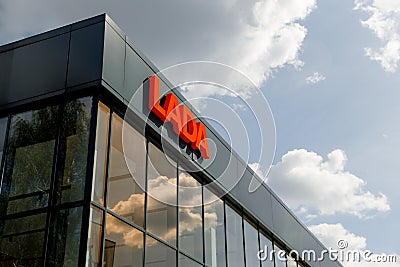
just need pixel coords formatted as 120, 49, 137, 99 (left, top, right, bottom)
226, 205, 245, 267
0, 98, 305, 267
259, 231, 275, 267
0, 97, 92, 267
244, 219, 260, 267
85, 101, 305, 267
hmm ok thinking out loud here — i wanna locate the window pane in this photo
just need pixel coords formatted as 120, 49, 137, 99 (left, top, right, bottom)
86, 206, 103, 267
92, 102, 110, 205
58, 97, 92, 204
179, 172, 203, 262
104, 214, 143, 267
1, 105, 58, 215
46, 206, 83, 266
275, 246, 287, 267
145, 235, 176, 267
259, 232, 274, 267
147, 143, 177, 245
179, 253, 202, 267
204, 188, 226, 267
287, 255, 297, 267
244, 219, 260, 267
0, 213, 47, 266
108, 114, 145, 227
0, 117, 7, 167
226, 205, 245, 267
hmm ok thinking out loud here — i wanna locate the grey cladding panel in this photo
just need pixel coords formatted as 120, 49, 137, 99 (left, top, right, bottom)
124, 43, 154, 113
67, 22, 104, 88
193, 128, 237, 185
0, 33, 69, 106
271, 196, 330, 266
230, 162, 274, 229
103, 23, 125, 92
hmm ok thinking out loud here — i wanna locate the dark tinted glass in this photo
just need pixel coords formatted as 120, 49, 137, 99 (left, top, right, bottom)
0, 213, 47, 266
259, 232, 274, 267
226, 205, 245, 267
244, 219, 260, 267
204, 188, 226, 267
0, 117, 7, 166
145, 235, 176, 267
92, 102, 110, 205
107, 114, 146, 227
147, 143, 177, 245
104, 214, 143, 267
178, 172, 203, 262
1, 105, 58, 215
86, 206, 103, 267
179, 253, 202, 267
46, 207, 83, 266
57, 97, 92, 204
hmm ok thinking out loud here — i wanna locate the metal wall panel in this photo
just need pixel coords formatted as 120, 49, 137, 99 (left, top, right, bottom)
67, 22, 104, 88
231, 161, 274, 230
0, 33, 69, 106
103, 22, 125, 93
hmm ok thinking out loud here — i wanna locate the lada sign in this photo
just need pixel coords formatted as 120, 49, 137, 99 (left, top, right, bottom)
146, 75, 210, 159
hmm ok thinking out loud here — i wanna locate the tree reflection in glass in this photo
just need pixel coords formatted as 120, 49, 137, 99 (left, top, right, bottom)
0, 213, 47, 266
57, 97, 92, 204
1, 105, 59, 215
0, 117, 7, 167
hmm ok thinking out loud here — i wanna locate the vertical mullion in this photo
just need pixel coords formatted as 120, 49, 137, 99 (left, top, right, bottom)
223, 202, 228, 267
176, 161, 180, 267
272, 240, 276, 267
78, 96, 99, 267
43, 102, 64, 266
0, 114, 12, 196
202, 185, 205, 266
257, 224, 262, 267
242, 212, 247, 267
99, 105, 113, 266
143, 140, 149, 267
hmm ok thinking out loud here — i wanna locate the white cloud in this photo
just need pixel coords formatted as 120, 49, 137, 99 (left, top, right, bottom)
355, 0, 400, 72
0, 0, 316, 91
309, 223, 400, 267
249, 162, 268, 182
266, 149, 390, 218
306, 72, 326, 84
309, 223, 366, 250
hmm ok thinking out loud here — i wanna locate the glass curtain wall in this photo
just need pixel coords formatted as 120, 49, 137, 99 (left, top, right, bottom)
0, 97, 92, 267
244, 219, 261, 267
259, 231, 275, 267
204, 188, 226, 267
86, 101, 303, 267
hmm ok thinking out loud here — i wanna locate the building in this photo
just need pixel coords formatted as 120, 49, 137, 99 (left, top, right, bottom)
0, 14, 342, 267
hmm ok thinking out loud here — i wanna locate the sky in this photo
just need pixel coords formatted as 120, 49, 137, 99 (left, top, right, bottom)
1, 1, 399, 266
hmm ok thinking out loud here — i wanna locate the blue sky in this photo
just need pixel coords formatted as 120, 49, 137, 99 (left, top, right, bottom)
0, 1, 399, 265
